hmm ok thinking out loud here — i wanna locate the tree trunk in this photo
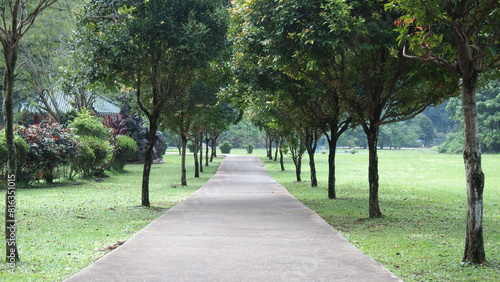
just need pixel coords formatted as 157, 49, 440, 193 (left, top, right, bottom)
210, 132, 219, 161
365, 124, 382, 218
141, 118, 158, 207
461, 74, 485, 264
279, 146, 285, 171
274, 139, 279, 161
305, 129, 318, 187
181, 134, 188, 186
326, 128, 339, 199
193, 132, 200, 178
266, 133, 273, 160
3, 46, 20, 263
210, 138, 216, 162
293, 157, 302, 182
205, 132, 209, 167
199, 133, 204, 172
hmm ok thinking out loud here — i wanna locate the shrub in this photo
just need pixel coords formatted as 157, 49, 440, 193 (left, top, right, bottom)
0, 128, 30, 180
111, 135, 138, 171
219, 141, 232, 154
72, 136, 113, 178
437, 131, 464, 154
246, 144, 254, 154
20, 122, 79, 183
71, 141, 95, 179
68, 108, 110, 139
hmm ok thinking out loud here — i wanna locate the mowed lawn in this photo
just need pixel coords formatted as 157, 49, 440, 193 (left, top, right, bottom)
258, 148, 499, 281
0, 153, 222, 281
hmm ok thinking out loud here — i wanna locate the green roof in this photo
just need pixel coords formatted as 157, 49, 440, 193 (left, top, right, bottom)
20, 92, 121, 116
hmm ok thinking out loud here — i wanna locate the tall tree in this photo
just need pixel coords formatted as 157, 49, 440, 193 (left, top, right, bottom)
389, 0, 499, 264
332, 0, 456, 218
230, 0, 356, 198
1, 0, 59, 264
18, 0, 79, 123
77, 0, 228, 206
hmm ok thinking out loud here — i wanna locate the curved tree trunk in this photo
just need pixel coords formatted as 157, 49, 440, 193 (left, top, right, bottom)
461, 73, 485, 264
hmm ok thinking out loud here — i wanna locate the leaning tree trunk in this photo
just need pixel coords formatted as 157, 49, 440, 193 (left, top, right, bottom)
365, 123, 382, 218
141, 117, 158, 207
461, 73, 485, 264
3, 47, 20, 263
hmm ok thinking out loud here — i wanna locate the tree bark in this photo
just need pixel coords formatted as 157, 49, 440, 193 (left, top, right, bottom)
193, 132, 200, 178
326, 128, 339, 199
461, 73, 485, 264
199, 133, 204, 172
210, 131, 219, 162
205, 132, 209, 167
305, 129, 318, 187
266, 133, 273, 160
180, 134, 188, 186
293, 157, 302, 182
279, 146, 285, 171
365, 124, 382, 218
141, 118, 158, 207
3, 45, 20, 263
274, 139, 279, 161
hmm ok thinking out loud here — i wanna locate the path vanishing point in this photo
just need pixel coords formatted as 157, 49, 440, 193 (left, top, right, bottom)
66, 155, 401, 282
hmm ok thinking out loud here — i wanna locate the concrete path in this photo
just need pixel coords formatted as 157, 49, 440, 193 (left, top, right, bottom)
66, 155, 401, 282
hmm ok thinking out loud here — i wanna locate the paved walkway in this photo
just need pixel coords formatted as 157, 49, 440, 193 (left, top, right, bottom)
66, 155, 401, 281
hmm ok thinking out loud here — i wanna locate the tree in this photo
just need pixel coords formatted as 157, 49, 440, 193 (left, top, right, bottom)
333, 0, 456, 218
477, 82, 500, 153
77, 0, 228, 206
1, 0, 59, 264
18, 0, 79, 123
390, 0, 500, 264
229, 0, 356, 198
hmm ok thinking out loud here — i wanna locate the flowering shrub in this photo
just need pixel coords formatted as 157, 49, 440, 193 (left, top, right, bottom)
20, 122, 80, 183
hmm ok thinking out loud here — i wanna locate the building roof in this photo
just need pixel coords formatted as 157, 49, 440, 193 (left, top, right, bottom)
20, 92, 121, 117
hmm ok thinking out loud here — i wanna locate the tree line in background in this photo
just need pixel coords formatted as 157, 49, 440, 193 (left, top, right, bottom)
0, 0, 498, 266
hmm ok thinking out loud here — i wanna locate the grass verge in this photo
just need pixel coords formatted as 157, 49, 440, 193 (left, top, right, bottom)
1, 153, 222, 281
255, 148, 499, 282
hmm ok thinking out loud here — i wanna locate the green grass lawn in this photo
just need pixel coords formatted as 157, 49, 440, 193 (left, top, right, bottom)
2, 147, 498, 281
0, 153, 222, 281
252, 148, 499, 281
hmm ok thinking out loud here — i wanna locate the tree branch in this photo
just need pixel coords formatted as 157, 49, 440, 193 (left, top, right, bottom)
402, 45, 456, 72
